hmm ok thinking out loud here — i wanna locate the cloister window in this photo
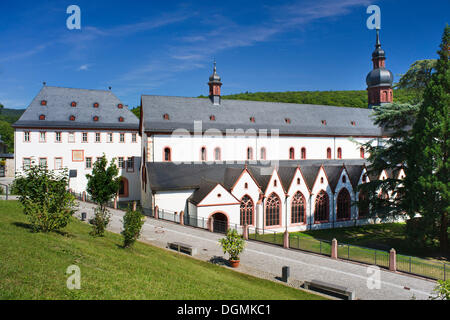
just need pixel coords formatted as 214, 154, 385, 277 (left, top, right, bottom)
301, 147, 306, 160
358, 192, 369, 218
291, 191, 306, 224
163, 147, 171, 162
327, 148, 332, 159
337, 188, 351, 220
337, 147, 342, 159
260, 147, 267, 160
314, 190, 329, 223
289, 147, 295, 160
265, 193, 280, 226
240, 195, 254, 226
200, 147, 207, 161
214, 147, 221, 161
247, 147, 253, 160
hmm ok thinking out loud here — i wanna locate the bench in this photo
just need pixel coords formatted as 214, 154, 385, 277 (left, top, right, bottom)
167, 242, 197, 256
303, 280, 355, 300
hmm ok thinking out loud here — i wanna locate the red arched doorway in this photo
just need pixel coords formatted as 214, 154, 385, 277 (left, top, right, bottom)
210, 212, 228, 233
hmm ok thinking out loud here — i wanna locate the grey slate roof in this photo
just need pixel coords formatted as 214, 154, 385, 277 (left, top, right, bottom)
188, 179, 222, 205
13, 86, 139, 130
141, 95, 382, 136
147, 160, 369, 198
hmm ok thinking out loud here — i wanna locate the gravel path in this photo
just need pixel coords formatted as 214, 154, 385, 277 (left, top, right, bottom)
75, 201, 437, 300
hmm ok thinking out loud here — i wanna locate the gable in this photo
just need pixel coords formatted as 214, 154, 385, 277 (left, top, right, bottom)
197, 184, 239, 207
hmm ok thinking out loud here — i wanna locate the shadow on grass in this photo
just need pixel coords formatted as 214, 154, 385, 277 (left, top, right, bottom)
209, 255, 229, 267
12, 221, 73, 238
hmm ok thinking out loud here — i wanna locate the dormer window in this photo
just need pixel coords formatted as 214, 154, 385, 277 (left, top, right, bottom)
93, 116, 99, 122
93, 103, 99, 108
39, 115, 46, 120
210, 115, 216, 121
250, 117, 255, 123
69, 115, 76, 121
285, 118, 291, 124
71, 101, 77, 107
40, 100, 47, 106
321, 120, 327, 125
118, 104, 123, 109
118, 117, 124, 122
163, 114, 170, 120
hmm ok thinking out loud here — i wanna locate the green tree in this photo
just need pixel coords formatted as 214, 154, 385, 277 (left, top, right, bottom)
396, 59, 437, 89
429, 280, 450, 300
121, 207, 145, 248
85, 155, 121, 236
218, 229, 245, 261
404, 25, 449, 254
12, 162, 77, 232
0, 120, 14, 152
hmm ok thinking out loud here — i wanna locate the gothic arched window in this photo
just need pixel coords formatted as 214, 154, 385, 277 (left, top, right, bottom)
314, 190, 329, 223
240, 195, 254, 226
291, 191, 306, 224
337, 147, 342, 159
337, 188, 351, 220
301, 147, 306, 160
265, 193, 281, 226
327, 148, 332, 159
289, 147, 295, 160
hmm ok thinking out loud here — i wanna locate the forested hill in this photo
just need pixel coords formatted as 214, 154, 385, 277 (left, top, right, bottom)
199, 89, 416, 109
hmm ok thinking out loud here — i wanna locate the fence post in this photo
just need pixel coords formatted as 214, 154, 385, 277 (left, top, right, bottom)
132, 201, 137, 211
389, 248, 397, 272
154, 205, 159, 219
283, 230, 289, 248
113, 195, 118, 209
209, 217, 214, 232
179, 211, 184, 226
82, 191, 86, 202
331, 238, 338, 259
243, 224, 248, 240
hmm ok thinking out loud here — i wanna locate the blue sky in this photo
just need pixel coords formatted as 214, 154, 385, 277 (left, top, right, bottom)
0, 0, 448, 109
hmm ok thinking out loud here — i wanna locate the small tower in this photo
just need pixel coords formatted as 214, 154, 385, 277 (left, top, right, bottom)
208, 60, 222, 105
366, 29, 394, 108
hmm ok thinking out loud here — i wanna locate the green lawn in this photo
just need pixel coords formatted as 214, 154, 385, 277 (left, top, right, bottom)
0, 201, 324, 300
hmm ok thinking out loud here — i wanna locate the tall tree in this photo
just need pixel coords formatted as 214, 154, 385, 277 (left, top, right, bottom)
405, 25, 449, 254
396, 59, 437, 91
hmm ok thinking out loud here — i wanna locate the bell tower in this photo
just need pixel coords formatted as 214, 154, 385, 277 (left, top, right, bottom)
366, 29, 394, 108
208, 61, 222, 105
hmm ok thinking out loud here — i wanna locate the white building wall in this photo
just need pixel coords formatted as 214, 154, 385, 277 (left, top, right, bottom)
286, 168, 312, 232
15, 129, 141, 200
229, 170, 261, 226
154, 190, 195, 214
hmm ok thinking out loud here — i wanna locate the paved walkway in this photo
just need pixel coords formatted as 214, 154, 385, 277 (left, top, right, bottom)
76, 201, 437, 300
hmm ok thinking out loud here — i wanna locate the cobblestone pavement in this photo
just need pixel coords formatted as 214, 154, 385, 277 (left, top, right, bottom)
76, 201, 437, 300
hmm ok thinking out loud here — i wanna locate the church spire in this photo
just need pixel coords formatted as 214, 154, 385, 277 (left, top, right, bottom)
366, 29, 394, 108
208, 60, 222, 105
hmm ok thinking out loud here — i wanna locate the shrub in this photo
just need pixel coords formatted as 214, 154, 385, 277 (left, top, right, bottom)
121, 208, 145, 248
12, 163, 76, 232
90, 206, 111, 237
429, 280, 450, 300
218, 229, 245, 261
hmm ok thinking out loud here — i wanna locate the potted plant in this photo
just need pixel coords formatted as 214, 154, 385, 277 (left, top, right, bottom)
218, 229, 245, 268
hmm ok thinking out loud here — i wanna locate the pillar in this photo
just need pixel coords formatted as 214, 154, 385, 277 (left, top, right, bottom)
389, 248, 397, 272
331, 238, 338, 259
179, 211, 184, 226
82, 191, 86, 202
283, 230, 289, 249
113, 196, 117, 209
154, 205, 159, 219
243, 224, 248, 240
132, 201, 137, 211
209, 218, 214, 232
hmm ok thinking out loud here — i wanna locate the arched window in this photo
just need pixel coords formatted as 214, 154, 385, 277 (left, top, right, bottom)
247, 147, 253, 160
118, 177, 129, 198
163, 147, 171, 162
200, 147, 207, 161
260, 147, 266, 160
265, 193, 280, 226
358, 192, 369, 218
337, 147, 342, 159
289, 147, 295, 160
327, 148, 332, 159
240, 195, 254, 226
301, 147, 306, 160
337, 188, 351, 220
291, 191, 306, 224
314, 190, 329, 223
214, 147, 221, 161
360, 147, 365, 159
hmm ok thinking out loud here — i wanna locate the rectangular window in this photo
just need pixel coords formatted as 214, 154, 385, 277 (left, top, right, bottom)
55, 132, 62, 142
39, 132, 46, 143
120, 133, 125, 143
82, 132, 88, 143
132, 133, 137, 143
24, 131, 31, 142
55, 157, 63, 170
118, 157, 125, 169
68, 132, 75, 143
107, 133, 113, 143
126, 157, 134, 172
86, 157, 92, 169
39, 158, 47, 168
95, 133, 101, 143
23, 158, 31, 170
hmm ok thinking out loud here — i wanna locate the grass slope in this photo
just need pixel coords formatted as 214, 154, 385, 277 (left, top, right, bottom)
0, 201, 324, 300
